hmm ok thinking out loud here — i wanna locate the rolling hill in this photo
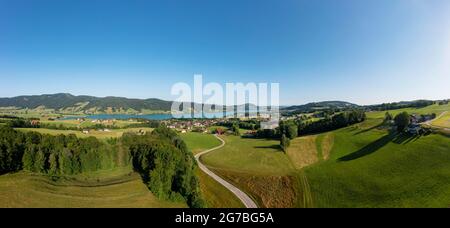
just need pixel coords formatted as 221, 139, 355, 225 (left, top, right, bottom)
282, 101, 360, 114
0, 93, 173, 113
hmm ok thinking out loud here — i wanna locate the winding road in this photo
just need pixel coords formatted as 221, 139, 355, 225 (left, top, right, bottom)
195, 134, 258, 208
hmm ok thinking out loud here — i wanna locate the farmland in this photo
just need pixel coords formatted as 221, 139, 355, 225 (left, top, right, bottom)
16, 127, 153, 139
200, 104, 450, 208
180, 132, 222, 155
0, 167, 186, 208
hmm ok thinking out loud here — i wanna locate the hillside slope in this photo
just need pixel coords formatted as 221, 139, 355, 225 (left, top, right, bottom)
0, 93, 172, 113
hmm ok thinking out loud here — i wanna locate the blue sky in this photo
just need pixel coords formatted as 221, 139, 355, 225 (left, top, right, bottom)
1, 0, 449, 105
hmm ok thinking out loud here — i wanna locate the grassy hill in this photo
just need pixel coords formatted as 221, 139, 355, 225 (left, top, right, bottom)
282, 101, 359, 114
303, 120, 450, 207
180, 132, 222, 154
201, 104, 450, 208
0, 167, 185, 208
201, 135, 299, 208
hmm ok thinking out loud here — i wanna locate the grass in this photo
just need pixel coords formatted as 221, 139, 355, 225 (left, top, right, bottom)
196, 168, 244, 208
200, 135, 299, 208
40, 119, 140, 128
180, 132, 244, 208
431, 111, 450, 128
366, 103, 450, 119
0, 168, 186, 208
16, 127, 153, 139
287, 136, 319, 169
180, 132, 222, 154
200, 103, 450, 208
201, 135, 295, 175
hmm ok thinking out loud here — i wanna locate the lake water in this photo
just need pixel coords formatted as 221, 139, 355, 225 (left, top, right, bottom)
61, 111, 256, 120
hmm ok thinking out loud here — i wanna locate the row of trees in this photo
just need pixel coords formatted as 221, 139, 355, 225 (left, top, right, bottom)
296, 110, 366, 135
21, 134, 120, 175
276, 110, 366, 152
0, 126, 119, 175
216, 119, 260, 131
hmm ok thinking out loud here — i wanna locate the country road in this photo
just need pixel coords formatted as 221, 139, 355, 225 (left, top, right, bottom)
195, 134, 258, 208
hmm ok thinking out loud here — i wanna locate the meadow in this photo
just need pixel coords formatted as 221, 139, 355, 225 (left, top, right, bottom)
200, 103, 450, 208
431, 111, 450, 128
16, 127, 153, 139
303, 118, 450, 207
180, 132, 244, 208
200, 135, 300, 208
180, 132, 222, 154
0, 167, 186, 208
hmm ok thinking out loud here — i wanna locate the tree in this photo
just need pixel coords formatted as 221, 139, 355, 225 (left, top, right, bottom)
48, 153, 58, 175
384, 112, 393, 122
22, 145, 35, 171
394, 112, 410, 132
231, 123, 240, 136
280, 134, 290, 153
34, 149, 46, 173
286, 123, 298, 139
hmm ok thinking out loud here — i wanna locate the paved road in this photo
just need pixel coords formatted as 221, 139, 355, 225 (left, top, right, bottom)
195, 134, 258, 208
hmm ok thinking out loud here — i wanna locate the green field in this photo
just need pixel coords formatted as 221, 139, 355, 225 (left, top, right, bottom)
202, 136, 295, 175
16, 127, 153, 139
0, 167, 186, 208
39, 118, 141, 129
201, 104, 450, 208
431, 111, 450, 128
180, 132, 244, 208
201, 135, 300, 208
180, 132, 222, 154
366, 103, 450, 119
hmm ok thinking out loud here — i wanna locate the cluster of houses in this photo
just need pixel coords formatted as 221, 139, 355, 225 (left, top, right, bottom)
163, 119, 218, 133
406, 113, 436, 134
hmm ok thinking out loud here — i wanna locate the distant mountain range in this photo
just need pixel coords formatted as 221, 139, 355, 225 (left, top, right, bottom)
0, 93, 173, 114
0, 93, 260, 114
0, 93, 442, 115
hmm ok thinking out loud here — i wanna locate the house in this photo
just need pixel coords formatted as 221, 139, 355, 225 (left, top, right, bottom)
407, 123, 421, 134
30, 120, 40, 126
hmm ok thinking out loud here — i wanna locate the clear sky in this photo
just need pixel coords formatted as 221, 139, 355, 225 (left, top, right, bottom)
1, 0, 449, 105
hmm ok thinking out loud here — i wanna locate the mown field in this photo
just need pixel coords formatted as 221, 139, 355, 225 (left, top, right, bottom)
0, 167, 186, 208
201, 104, 450, 208
303, 118, 450, 207
431, 111, 450, 128
201, 135, 301, 208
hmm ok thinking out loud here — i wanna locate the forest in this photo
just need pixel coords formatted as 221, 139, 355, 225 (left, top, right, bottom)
0, 125, 204, 208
